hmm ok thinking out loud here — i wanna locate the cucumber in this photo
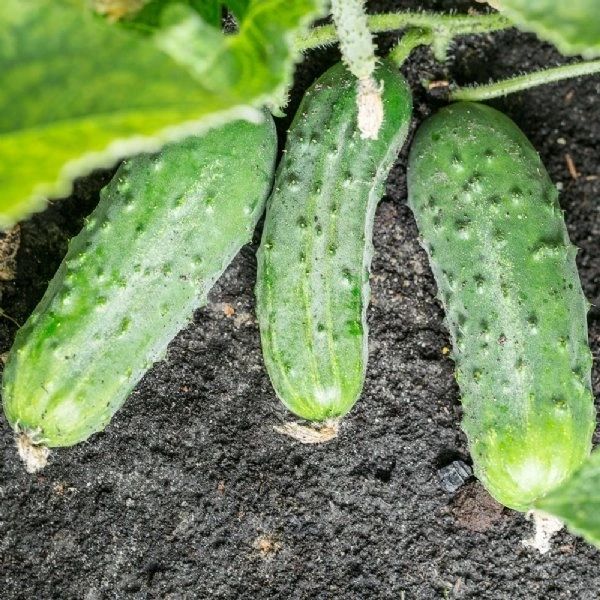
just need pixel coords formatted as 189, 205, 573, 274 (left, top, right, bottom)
407, 102, 595, 511
255, 61, 412, 423
2, 115, 276, 470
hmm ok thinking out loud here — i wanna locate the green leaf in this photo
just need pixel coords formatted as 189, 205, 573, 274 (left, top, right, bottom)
0, 0, 324, 228
535, 449, 600, 549
154, 0, 321, 105
500, 0, 600, 58
224, 0, 251, 19
127, 0, 223, 29
124, 0, 251, 30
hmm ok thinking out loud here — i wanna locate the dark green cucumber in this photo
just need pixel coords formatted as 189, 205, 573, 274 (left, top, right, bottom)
407, 102, 595, 511
3, 116, 276, 467
255, 61, 412, 422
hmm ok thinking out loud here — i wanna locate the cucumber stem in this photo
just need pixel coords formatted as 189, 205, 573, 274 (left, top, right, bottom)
450, 60, 600, 101
330, 0, 383, 139
389, 28, 434, 67
330, 0, 376, 81
297, 11, 511, 52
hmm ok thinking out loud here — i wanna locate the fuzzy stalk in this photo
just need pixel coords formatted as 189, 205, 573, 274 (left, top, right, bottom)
450, 59, 600, 101
331, 0, 382, 139
297, 11, 511, 51
389, 28, 434, 67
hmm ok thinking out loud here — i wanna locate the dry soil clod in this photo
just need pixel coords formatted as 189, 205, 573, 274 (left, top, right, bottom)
522, 510, 564, 554
15, 429, 50, 474
253, 534, 282, 559
273, 419, 340, 444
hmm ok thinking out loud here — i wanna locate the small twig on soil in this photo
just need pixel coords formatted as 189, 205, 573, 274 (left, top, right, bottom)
0, 309, 21, 328
428, 80, 450, 90
274, 419, 339, 444
565, 153, 580, 179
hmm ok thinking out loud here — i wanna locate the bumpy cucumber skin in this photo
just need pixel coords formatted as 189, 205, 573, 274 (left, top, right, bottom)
2, 116, 276, 447
407, 102, 595, 511
255, 61, 412, 422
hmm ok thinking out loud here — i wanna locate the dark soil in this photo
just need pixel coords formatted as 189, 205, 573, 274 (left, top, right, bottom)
1, 1, 599, 598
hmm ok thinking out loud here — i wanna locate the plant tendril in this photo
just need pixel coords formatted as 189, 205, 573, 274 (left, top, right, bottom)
450, 60, 600, 101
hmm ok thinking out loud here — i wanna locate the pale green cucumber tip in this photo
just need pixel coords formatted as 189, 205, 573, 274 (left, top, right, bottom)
482, 452, 578, 513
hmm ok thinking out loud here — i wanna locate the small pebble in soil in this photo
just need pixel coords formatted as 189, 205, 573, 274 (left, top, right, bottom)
253, 535, 282, 559
438, 460, 473, 493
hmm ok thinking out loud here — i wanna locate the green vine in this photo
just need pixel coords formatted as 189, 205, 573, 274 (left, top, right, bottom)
297, 11, 511, 51
298, 10, 600, 102
388, 28, 434, 67
450, 60, 600, 100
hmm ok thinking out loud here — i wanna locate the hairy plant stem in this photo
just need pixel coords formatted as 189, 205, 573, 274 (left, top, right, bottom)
330, 0, 376, 79
297, 11, 511, 51
450, 60, 600, 100
389, 28, 434, 67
